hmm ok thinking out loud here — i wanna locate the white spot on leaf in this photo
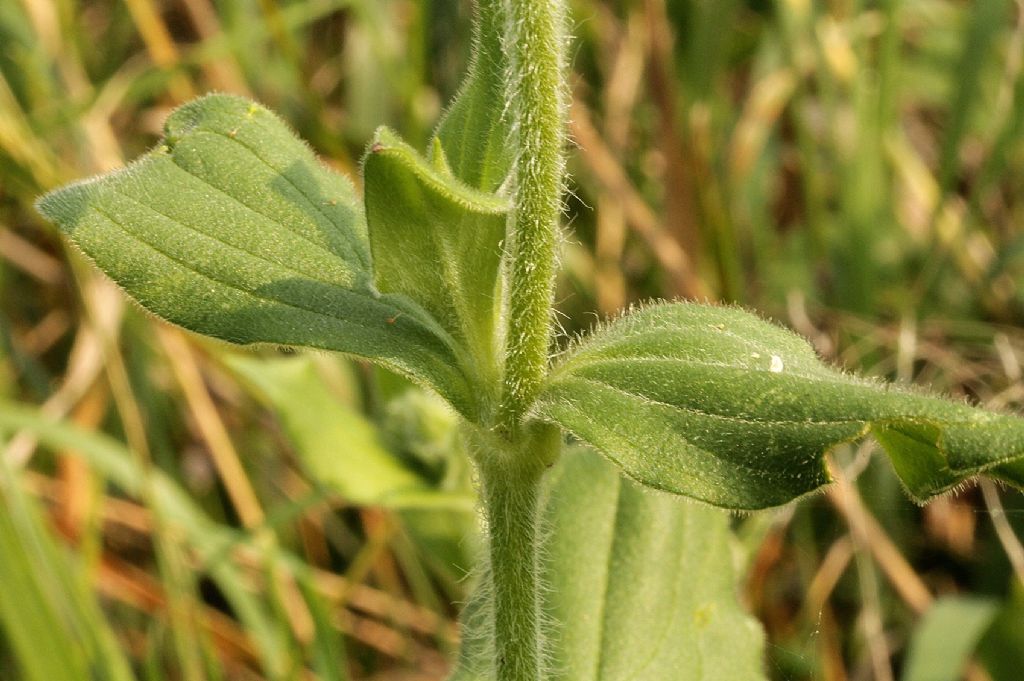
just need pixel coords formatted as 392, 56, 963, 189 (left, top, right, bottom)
770, 355, 784, 373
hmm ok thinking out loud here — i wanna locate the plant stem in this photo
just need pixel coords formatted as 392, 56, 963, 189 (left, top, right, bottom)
476, 0, 567, 677
479, 456, 546, 681
498, 0, 567, 431
467, 423, 559, 681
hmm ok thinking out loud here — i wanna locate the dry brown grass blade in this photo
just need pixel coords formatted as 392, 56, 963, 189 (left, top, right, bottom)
980, 479, 1024, 588
571, 99, 706, 299
806, 537, 854, 681
830, 450, 898, 681
312, 556, 458, 642
4, 277, 118, 468
54, 382, 108, 541
122, 0, 196, 102
828, 453, 997, 681
157, 326, 317, 643
0, 73, 63, 189
28, 466, 456, 673
24, 469, 152, 535
157, 328, 265, 528
97, 553, 260, 664
828, 455, 932, 616
180, 0, 253, 94
28, 464, 456, 642
641, 0, 702, 261
17, 309, 71, 359
591, 9, 646, 314
0, 229, 63, 285
337, 609, 448, 670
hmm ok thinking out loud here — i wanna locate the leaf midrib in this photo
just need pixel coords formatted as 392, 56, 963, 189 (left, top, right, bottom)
546, 355, 985, 426
545, 374, 871, 429
550, 353, 839, 385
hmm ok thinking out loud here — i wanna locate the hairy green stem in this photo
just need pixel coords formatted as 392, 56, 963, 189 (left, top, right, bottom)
474, 0, 568, 677
498, 0, 568, 431
468, 424, 560, 681
481, 463, 545, 681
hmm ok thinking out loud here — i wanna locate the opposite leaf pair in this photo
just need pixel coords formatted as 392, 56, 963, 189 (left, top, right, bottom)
36, 93, 1024, 512
33, 2, 1024, 678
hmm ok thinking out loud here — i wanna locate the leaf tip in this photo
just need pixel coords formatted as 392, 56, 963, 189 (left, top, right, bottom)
430, 136, 453, 176
35, 182, 90, 234
366, 126, 403, 157
162, 92, 265, 148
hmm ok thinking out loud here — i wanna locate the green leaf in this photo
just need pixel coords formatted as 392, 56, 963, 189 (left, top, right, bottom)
433, 2, 511, 192
448, 446, 766, 680
902, 596, 1000, 681
364, 128, 508, 402
36, 93, 473, 415
531, 302, 1024, 510
976, 594, 1024, 681
228, 354, 479, 591
224, 353, 473, 510
294, 572, 350, 681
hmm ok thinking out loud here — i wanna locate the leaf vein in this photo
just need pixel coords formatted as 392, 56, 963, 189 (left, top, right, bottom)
546, 375, 868, 429
107, 185, 351, 289
87, 202, 396, 337
552, 354, 839, 384
190, 126, 370, 267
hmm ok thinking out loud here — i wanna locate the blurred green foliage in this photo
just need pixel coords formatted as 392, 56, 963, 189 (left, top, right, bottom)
1, 0, 1024, 679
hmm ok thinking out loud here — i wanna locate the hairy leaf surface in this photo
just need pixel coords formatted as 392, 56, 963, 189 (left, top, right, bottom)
448, 447, 766, 680
364, 128, 507, 400
433, 2, 510, 192
532, 302, 1024, 509
36, 94, 473, 414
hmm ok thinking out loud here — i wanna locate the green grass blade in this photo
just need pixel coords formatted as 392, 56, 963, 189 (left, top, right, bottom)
0, 499, 91, 681
0, 455, 135, 681
0, 402, 292, 678
225, 352, 473, 509
937, 0, 1006, 195
296, 572, 350, 681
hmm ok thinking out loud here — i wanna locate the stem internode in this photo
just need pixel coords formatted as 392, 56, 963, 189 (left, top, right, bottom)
497, 0, 568, 431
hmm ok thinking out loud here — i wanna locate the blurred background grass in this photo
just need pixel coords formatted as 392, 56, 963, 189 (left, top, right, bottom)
1, 0, 1024, 679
